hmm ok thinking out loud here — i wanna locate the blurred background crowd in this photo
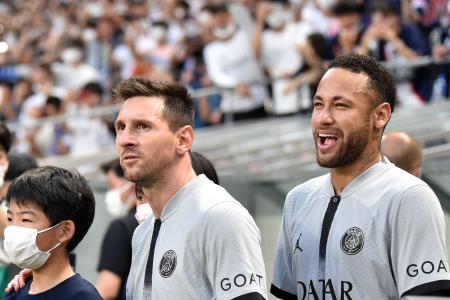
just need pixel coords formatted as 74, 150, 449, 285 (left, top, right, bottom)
0, 0, 450, 160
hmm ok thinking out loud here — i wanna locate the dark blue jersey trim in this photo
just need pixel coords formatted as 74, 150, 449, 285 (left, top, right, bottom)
270, 284, 297, 300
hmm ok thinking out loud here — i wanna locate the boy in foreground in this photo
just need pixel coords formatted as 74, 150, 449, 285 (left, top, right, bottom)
3, 166, 102, 299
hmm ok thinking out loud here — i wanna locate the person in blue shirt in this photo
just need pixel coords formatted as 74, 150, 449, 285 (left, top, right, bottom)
3, 166, 102, 300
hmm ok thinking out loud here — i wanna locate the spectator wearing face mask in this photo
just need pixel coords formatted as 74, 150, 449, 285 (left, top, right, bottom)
203, 3, 269, 122
96, 159, 138, 300
52, 39, 99, 92
3, 166, 102, 300
146, 21, 177, 73
253, 0, 313, 115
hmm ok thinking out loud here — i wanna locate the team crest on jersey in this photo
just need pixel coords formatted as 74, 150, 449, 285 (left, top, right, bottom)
340, 227, 364, 255
159, 250, 177, 278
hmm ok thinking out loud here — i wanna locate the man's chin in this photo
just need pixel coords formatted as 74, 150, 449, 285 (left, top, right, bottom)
316, 154, 340, 168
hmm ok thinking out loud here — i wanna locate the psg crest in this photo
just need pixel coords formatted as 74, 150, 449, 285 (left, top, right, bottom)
159, 250, 177, 278
340, 227, 364, 255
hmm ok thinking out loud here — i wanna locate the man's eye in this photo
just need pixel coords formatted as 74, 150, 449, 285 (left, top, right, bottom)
7, 217, 12, 222
115, 124, 125, 131
313, 102, 323, 107
336, 103, 348, 108
137, 124, 148, 130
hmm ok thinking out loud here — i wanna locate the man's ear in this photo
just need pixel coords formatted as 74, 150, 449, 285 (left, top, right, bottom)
59, 220, 75, 245
175, 125, 194, 155
373, 102, 391, 131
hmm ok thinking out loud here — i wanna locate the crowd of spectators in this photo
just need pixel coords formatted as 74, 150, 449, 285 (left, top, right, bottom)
0, 0, 450, 159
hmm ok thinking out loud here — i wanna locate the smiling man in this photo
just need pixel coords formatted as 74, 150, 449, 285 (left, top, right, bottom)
271, 54, 450, 299
113, 78, 266, 300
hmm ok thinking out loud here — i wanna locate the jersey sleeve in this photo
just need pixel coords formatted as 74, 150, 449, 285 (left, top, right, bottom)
202, 202, 267, 300
270, 195, 297, 299
391, 184, 450, 296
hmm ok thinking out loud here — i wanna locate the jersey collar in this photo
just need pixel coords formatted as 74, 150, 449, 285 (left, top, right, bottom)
326, 156, 394, 197
159, 174, 206, 221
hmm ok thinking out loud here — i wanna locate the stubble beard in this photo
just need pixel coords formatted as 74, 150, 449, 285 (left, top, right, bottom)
123, 158, 172, 189
315, 124, 370, 168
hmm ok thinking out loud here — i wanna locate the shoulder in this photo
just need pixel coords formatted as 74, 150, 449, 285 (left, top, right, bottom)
382, 165, 431, 195
63, 274, 103, 299
285, 174, 329, 208
201, 201, 259, 239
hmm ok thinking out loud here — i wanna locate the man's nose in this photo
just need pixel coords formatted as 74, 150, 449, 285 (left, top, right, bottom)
116, 128, 136, 148
316, 107, 334, 125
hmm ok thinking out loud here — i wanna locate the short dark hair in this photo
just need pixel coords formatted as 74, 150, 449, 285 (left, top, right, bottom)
190, 151, 219, 185
6, 166, 95, 252
100, 159, 124, 178
371, 1, 399, 16
205, 3, 229, 15
82, 82, 103, 97
4, 152, 38, 181
112, 77, 195, 131
0, 123, 12, 153
328, 54, 397, 112
46, 96, 63, 110
331, 0, 365, 16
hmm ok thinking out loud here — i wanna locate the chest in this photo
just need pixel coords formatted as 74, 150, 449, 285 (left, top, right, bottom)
290, 195, 395, 297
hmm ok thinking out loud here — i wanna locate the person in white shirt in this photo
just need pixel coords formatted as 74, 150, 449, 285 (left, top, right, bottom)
253, 0, 312, 115
203, 4, 268, 121
113, 78, 267, 300
271, 54, 450, 299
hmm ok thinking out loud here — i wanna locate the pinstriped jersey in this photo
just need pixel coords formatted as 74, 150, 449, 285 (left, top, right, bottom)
271, 157, 450, 299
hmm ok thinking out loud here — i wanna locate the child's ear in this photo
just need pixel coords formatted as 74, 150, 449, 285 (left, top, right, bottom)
59, 220, 75, 244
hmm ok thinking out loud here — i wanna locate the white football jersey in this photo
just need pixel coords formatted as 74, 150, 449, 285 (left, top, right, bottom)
126, 175, 267, 300
272, 157, 450, 299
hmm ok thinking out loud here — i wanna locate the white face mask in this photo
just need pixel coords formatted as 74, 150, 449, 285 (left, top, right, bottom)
152, 27, 167, 42
0, 164, 7, 188
135, 202, 152, 224
266, 8, 292, 29
212, 22, 236, 40
61, 48, 82, 65
4, 221, 64, 269
105, 182, 133, 217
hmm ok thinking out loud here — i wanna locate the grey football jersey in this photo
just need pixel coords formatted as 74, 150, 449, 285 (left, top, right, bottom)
272, 158, 450, 299
126, 175, 267, 299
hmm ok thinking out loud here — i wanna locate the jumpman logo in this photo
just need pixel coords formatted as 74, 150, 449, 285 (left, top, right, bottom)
294, 233, 303, 254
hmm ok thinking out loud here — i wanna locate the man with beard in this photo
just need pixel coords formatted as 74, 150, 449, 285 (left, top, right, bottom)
271, 54, 450, 299
113, 78, 266, 300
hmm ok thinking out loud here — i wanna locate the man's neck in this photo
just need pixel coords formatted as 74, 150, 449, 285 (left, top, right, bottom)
143, 165, 197, 218
330, 150, 382, 195
29, 251, 75, 294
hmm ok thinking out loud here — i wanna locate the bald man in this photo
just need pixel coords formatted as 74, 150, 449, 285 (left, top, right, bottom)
381, 132, 423, 177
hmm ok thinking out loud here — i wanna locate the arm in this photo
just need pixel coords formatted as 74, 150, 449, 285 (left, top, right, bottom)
96, 270, 122, 300
253, 2, 271, 60
270, 198, 297, 299
203, 202, 267, 299
97, 219, 134, 299
391, 185, 450, 296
